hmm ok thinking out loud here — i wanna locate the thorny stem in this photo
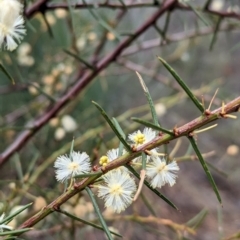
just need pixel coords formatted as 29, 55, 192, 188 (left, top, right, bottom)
17, 96, 240, 233
1, 1, 238, 235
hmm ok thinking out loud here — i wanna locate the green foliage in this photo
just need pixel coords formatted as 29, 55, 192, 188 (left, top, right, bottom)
0, 1, 240, 239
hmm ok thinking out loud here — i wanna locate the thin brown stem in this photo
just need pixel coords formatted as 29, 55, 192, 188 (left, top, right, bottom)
16, 96, 240, 233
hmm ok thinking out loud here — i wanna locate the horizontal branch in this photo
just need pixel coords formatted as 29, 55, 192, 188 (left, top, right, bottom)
17, 96, 240, 232
45, 1, 240, 20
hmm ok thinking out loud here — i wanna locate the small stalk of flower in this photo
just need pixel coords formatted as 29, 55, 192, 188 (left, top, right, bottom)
0, 0, 26, 51
146, 156, 179, 189
94, 170, 137, 213
54, 151, 91, 184
133, 169, 146, 201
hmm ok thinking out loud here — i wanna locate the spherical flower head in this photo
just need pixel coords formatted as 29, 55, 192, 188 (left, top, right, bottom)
97, 171, 137, 213
0, 0, 26, 51
128, 128, 156, 147
106, 148, 120, 161
54, 151, 91, 182
129, 128, 157, 164
99, 155, 109, 167
146, 156, 179, 189
100, 148, 129, 173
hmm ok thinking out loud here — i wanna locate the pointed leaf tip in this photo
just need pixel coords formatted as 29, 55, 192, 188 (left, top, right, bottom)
135, 72, 160, 126
188, 137, 222, 204
157, 56, 204, 113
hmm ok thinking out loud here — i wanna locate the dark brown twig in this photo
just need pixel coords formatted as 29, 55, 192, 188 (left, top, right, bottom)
44, 1, 240, 20
25, 0, 49, 17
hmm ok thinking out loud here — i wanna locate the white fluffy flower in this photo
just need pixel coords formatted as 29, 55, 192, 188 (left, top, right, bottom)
97, 171, 136, 213
0, 213, 13, 232
107, 148, 129, 173
146, 156, 179, 188
0, 0, 26, 51
54, 151, 91, 182
128, 128, 156, 147
128, 128, 158, 163
106, 148, 121, 161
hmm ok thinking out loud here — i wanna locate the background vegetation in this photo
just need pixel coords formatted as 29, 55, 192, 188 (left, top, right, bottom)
0, 0, 240, 239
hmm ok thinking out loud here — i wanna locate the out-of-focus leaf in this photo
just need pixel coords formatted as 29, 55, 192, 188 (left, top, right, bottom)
186, 208, 208, 229
0, 228, 32, 236
57, 209, 122, 238
209, 17, 222, 51
0, 63, 15, 85
186, 2, 210, 26
0, 203, 32, 225
63, 49, 96, 70
86, 187, 114, 240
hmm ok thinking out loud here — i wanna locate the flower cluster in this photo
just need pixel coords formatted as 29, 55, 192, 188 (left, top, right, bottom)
0, 0, 26, 51
54, 127, 180, 213
129, 128, 179, 188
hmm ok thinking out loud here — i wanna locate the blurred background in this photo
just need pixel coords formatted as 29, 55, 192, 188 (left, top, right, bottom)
0, 0, 240, 239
